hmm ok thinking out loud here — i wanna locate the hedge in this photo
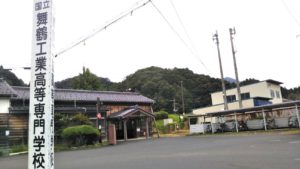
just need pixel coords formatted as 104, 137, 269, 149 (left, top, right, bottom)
62, 125, 100, 146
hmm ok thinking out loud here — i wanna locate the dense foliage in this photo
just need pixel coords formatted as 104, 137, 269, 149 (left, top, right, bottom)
154, 110, 169, 120
282, 86, 300, 100
0, 65, 25, 86
55, 67, 113, 90
117, 67, 235, 113
70, 113, 93, 126
55, 66, 235, 113
239, 78, 260, 86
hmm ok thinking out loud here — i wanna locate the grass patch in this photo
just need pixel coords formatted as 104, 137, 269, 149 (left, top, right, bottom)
10, 144, 27, 153
54, 141, 108, 152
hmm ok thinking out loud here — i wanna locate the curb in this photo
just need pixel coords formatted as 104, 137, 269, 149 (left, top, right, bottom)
9, 151, 28, 156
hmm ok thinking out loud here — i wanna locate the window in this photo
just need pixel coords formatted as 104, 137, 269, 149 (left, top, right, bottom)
226, 95, 236, 103
241, 92, 250, 100
270, 89, 275, 98
276, 91, 281, 98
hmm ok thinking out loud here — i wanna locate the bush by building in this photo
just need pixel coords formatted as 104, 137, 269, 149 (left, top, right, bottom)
154, 111, 169, 120
62, 125, 100, 146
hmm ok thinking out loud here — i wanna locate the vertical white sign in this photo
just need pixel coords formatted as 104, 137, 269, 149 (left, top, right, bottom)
29, 0, 54, 169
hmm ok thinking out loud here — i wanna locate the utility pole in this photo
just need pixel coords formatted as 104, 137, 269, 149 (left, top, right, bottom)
180, 81, 185, 115
229, 27, 242, 109
171, 98, 180, 122
173, 98, 177, 112
213, 31, 228, 110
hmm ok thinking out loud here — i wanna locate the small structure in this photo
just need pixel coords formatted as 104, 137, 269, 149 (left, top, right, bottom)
188, 101, 300, 134
107, 106, 155, 141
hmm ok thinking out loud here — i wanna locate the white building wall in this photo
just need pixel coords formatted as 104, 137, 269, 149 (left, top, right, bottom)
211, 81, 282, 105
0, 98, 10, 113
265, 82, 283, 104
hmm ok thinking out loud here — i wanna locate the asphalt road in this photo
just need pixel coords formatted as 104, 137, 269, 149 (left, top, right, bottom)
1, 133, 300, 169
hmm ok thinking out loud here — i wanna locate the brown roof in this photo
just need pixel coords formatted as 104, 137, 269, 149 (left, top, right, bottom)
0, 81, 154, 104
108, 106, 154, 120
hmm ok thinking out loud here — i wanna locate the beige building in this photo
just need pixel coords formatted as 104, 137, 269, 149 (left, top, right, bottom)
193, 80, 283, 118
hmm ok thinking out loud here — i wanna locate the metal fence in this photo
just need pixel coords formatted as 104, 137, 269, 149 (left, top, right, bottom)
189, 102, 300, 134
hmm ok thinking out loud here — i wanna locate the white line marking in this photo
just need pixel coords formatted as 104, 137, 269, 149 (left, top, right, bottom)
270, 139, 281, 142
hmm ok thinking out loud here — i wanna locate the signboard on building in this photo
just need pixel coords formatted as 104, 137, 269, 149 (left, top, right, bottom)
28, 0, 54, 169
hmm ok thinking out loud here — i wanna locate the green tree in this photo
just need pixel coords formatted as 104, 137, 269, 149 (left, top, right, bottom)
240, 78, 260, 86
70, 113, 93, 126
72, 67, 105, 90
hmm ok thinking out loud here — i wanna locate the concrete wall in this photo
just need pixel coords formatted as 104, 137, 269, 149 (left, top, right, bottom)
193, 99, 255, 115
0, 98, 10, 114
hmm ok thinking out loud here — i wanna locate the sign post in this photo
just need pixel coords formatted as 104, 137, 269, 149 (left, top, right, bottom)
28, 0, 54, 169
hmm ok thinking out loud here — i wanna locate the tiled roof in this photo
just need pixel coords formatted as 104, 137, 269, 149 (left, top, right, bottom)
0, 79, 17, 96
108, 106, 154, 119
0, 81, 154, 104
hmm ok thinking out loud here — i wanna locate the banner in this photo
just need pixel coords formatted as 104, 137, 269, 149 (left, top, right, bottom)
28, 0, 54, 168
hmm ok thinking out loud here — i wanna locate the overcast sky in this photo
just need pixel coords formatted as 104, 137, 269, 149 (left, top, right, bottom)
1, 0, 300, 88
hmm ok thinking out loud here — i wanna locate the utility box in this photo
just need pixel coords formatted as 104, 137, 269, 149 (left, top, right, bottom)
108, 124, 116, 145
163, 118, 173, 126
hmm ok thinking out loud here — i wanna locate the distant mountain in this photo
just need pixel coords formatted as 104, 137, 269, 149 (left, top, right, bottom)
224, 77, 236, 83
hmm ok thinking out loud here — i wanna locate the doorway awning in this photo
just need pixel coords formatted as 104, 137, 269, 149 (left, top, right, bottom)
107, 106, 154, 120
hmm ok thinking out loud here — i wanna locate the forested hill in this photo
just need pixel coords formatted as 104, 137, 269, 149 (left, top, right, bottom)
0, 65, 25, 86
116, 67, 234, 113
53, 66, 300, 113
54, 66, 234, 113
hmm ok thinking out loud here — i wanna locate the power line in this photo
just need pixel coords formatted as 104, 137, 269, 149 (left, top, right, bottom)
3, 67, 31, 71
151, 1, 212, 75
169, 1, 199, 59
55, 0, 152, 57
281, 0, 300, 27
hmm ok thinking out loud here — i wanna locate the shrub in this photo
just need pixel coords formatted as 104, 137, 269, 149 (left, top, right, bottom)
55, 113, 69, 138
10, 144, 27, 153
154, 111, 169, 120
62, 125, 100, 146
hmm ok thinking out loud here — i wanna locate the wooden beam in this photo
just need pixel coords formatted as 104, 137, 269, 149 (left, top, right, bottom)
152, 117, 160, 138
123, 119, 128, 141
146, 118, 149, 139
295, 104, 300, 128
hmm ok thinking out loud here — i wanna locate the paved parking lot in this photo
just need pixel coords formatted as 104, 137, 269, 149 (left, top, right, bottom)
1, 133, 300, 169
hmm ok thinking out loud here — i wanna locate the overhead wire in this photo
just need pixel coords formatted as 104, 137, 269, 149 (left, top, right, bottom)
281, 0, 300, 27
55, 0, 152, 57
150, 1, 212, 75
169, 0, 197, 52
